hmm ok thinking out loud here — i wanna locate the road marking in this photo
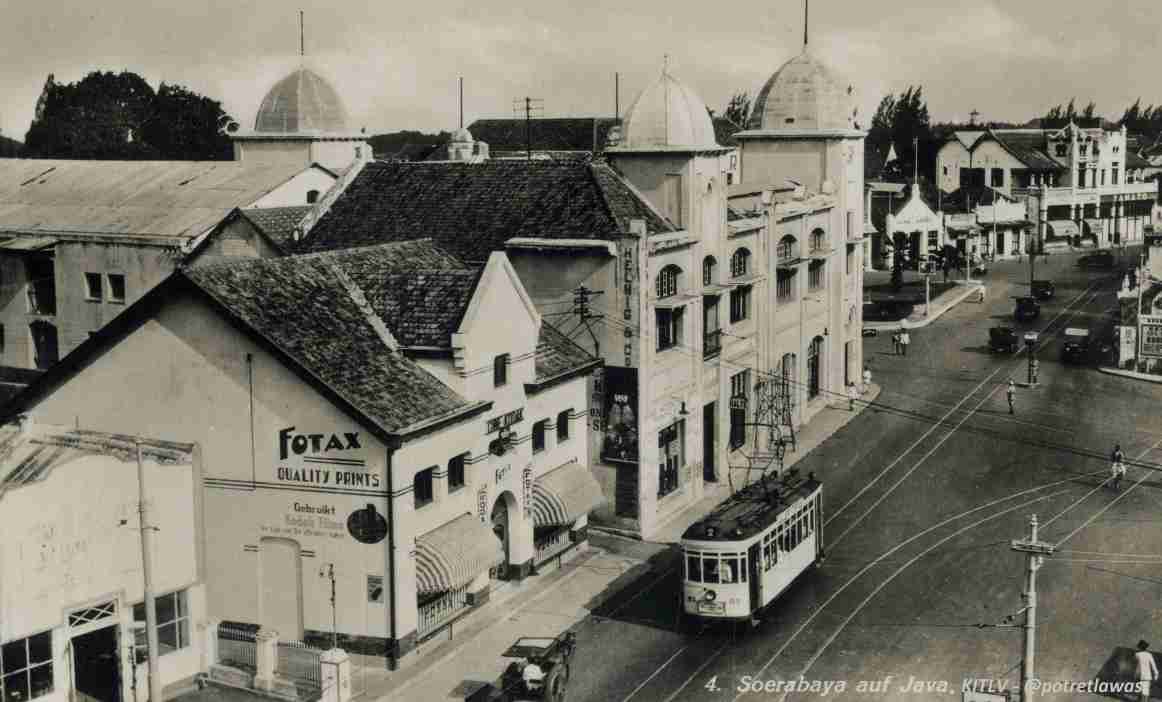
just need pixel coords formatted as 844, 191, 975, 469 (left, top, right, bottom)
1051, 437, 1162, 547
620, 645, 691, 702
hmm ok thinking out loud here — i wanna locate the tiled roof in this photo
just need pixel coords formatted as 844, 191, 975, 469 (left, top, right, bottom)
940, 186, 1014, 214
467, 118, 621, 153
988, 131, 1065, 171
359, 270, 482, 348
240, 206, 313, 248
183, 242, 471, 434
535, 321, 599, 384
296, 160, 675, 262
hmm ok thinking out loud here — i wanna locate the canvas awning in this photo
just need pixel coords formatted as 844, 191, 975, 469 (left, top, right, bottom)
1047, 220, 1080, 238
531, 461, 606, 528
415, 513, 503, 595
0, 237, 58, 252
1083, 219, 1105, 237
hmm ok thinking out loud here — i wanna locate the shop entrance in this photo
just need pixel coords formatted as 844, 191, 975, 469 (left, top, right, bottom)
702, 402, 716, 482
260, 537, 304, 641
490, 493, 514, 580
72, 625, 121, 702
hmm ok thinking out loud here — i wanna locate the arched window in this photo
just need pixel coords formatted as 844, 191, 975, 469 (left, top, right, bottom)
810, 228, 827, 253
702, 256, 717, 286
807, 336, 824, 399
777, 235, 797, 261
656, 265, 681, 298
731, 248, 751, 278
306, 189, 320, 204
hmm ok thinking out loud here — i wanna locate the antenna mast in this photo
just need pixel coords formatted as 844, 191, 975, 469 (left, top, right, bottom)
459, 76, 464, 129
299, 10, 305, 59
803, 0, 809, 48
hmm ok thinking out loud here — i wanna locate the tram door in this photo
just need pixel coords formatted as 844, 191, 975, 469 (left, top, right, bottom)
748, 543, 762, 612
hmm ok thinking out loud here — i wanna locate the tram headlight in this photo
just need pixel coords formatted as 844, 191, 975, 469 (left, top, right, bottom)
703, 589, 717, 602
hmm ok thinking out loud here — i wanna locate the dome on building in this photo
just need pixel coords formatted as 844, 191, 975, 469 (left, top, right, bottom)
451, 127, 474, 143
254, 67, 349, 134
748, 50, 858, 132
615, 68, 719, 150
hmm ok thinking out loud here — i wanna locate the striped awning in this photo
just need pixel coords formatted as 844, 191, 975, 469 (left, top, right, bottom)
1083, 219, 1105, 236
531, 462, 606, 528
415, 513, 503, 596
1047, 220, 1080, 238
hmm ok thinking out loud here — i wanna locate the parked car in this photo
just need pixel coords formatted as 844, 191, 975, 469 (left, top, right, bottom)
1061, 327, 1091, 363
989, 326, 1021, 354
1077, 251, 1115, 269
1031, 279, 1055, 300
1013, 296, 1041, 322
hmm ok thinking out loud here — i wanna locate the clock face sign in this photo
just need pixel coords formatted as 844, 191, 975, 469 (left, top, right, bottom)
347, 504, 388, 544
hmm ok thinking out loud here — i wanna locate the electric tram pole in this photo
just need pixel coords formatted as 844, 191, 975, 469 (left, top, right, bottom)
1010, 514, 1055, 701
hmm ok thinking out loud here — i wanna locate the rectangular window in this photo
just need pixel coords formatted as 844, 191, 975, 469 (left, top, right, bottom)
0, 631, 53, 701
808, 261, 825, 291
846, 210, 855, 240
414, 467, 434, 508
1101, 170, 1106, 187
686, 554, 702, 582
664, 174, 684, 226
777, 270, 795, 302
730, 370, 749, 450
990, 168, 1003, 187
846, 246, 854, 275
494, 354, 508, 387
1112, 165, 1120, 185
658, 420, 684, 497
729, 286, 750, 323
133, 591, 190, 662
532, 420, 547, 453
656, 307, 683, 351
107, 274, 126, 303
557, 410, 571, 442
84, 272, 103, 301
448, 454, 466, 492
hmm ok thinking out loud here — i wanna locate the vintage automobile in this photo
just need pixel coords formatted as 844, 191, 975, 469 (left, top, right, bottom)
1013, 296, 1041, 322
1061, 327, 1091, 363
1031, 279, 1055, 300
1077, 251, 1115, 269
989, 327, 1021, 354
470, 633, 576, 702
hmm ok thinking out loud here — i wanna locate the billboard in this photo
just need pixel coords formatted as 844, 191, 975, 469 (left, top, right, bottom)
601, 366, 639, 464
1141, 315, 1162, 357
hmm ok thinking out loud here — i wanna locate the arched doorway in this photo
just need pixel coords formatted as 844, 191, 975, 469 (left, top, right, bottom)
490, 492, 516, 580
260, 537, 304, 640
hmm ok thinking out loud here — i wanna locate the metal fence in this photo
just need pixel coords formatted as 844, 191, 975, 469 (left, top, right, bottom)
276, 640, 323, 691
217, 624, 257, 670
417, 583, 471, 639
534, 527, 573, 565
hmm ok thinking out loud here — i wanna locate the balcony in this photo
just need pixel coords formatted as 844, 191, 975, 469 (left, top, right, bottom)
703, 329, 722, 359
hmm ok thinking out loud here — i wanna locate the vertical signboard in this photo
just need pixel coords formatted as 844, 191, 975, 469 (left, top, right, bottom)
601, 366, 639, 464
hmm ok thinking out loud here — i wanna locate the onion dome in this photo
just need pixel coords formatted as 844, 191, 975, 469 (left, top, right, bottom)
254, 67, 349, 134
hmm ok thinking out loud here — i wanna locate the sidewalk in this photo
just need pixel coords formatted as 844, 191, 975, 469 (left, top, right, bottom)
865, 281, 983, 331
360, 384, 883, 701
1099, 366, 1162, 385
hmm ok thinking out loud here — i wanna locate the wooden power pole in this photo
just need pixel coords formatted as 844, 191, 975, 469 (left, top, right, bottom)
1010, 514, 1055, 701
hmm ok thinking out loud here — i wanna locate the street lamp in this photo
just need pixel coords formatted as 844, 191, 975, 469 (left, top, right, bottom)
1024, 332, 1039, 387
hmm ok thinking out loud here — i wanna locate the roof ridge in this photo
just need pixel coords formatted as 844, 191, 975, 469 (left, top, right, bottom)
326, 260, 399, 352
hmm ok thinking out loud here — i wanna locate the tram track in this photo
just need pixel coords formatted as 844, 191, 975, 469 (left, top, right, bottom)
622, 276, 1120, 702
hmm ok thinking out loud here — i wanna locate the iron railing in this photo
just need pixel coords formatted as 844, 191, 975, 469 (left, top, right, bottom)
417, 583, 471, 639
216, 623, 257, 671
276, 640, 323, 691
534, 527, 573, 565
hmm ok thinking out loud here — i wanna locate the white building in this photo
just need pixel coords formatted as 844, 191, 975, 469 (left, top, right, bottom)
0, 423, 205, 702
1, 241, 601, 671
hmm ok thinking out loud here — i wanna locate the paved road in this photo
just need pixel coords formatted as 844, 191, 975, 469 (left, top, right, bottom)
569, 249, 1162, 702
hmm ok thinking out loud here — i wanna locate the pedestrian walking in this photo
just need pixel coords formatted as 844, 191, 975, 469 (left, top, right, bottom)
847, 381, 859, 411
1006, 380, 1015, 415
862, 365, 872, 394
1136, 639, 1158, 702
900, 330, 911, 356
1111, 443, 1127, 490
892, 331, 901, 355
1031, 359, 1040, 385
977, 285, 986, 304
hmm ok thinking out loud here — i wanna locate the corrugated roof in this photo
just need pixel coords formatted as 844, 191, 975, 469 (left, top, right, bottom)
0, 159, 312, 241
296, 160, 675, 263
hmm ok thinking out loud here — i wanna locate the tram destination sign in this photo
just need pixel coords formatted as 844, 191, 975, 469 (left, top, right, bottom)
487, 408, 524, 434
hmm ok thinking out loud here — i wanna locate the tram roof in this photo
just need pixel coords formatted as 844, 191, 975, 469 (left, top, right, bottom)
681, 473, 820, 543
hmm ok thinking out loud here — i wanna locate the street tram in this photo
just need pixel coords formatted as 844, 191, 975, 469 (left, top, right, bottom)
679, 470, 822, 625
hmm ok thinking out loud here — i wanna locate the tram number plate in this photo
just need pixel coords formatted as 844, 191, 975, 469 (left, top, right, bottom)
698, 601, 725, 614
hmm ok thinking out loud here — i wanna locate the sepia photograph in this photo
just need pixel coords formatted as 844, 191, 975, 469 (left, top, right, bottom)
1, 1, 1161, 701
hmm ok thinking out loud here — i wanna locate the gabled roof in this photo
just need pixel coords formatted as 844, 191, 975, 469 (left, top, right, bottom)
983, 130, 1066, 171
0, 159, 317, 243
533, 321, 600, 387
467, 118, 621, 153
240, 206, 313, 249
953, 131, 986, 150
361, 270, 483, 348
296, 160, 676, 262
940, 186, 1016, 214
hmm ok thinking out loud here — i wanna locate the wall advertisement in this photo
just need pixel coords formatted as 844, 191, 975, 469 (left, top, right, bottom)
601, 366, 639, 464
1141, 315, 1162, 357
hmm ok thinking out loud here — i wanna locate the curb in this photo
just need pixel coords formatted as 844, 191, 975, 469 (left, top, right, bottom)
1098, 366, 1162, 384
866, 283, 984, 331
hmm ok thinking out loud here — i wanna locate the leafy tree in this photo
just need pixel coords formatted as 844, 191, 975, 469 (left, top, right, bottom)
867, 87, 933, 182
722, 92, 752, 129
140, 83, 233, 160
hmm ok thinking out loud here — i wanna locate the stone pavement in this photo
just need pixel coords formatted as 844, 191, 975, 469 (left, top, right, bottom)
348, 382, 884, 702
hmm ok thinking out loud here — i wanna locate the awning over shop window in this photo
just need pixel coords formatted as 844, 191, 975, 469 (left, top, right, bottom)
0, 237, 58, 252
1047, 220, 1080, 239
531, 461, 606, 528
1083, 219, 1105, 237
415, 513, 503, 595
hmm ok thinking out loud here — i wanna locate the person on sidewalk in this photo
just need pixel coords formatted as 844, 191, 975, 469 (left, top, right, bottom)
1111, 443, 1127, 490
900, 330, 911, 356
862, 365, 872, 395
1006, 380, 1016, 415
1136, 639, 1158, 702
977, 285, 986, 304
847, 381, 859, 411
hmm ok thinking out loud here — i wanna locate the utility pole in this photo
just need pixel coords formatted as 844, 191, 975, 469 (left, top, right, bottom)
512, 97, 543, 161
1010, 514, 1055, 702
571, 285, 604, 355
136, 440, 162, 702
323, 564, 338, 649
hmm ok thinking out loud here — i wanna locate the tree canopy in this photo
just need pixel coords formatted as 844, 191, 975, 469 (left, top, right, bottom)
24, 71, 234, 160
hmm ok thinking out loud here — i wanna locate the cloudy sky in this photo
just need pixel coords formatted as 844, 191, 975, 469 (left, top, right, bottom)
2, 0, 1160, 141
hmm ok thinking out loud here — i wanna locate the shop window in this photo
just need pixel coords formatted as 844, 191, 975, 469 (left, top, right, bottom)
658, 420, 684, 497
808, 261, 825, 291
414, 467, 435, 508
448, 454, 466, 492
556, 410, 571, 442
0, 631, 53, 702
133, 590, 190, 662
656, 307, 684, 351
494, 354, 508, 387
777, 270, 795, 303
532, 420, 547, 453
84, 272, 103, 301
729, 286, 751, 323
107, 274, 126, 303
731, 248, 751, 277
702, 256, 717, 286
656, 265, 681, 298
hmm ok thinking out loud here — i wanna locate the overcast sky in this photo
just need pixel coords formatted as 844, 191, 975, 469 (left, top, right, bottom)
2, 0, 1160, 141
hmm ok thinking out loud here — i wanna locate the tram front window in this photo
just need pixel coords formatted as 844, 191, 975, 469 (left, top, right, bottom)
687, 555, 702, 582
703, 557, 720, 584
